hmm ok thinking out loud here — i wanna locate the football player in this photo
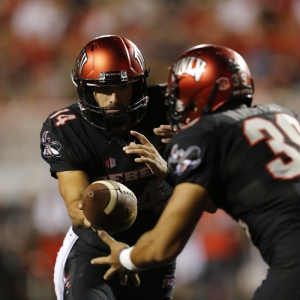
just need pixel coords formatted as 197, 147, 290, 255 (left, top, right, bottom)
93, 44, 300, 300
40, 35, 177, 300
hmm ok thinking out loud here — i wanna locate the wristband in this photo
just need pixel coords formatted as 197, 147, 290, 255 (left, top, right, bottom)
119, 247, 142, 271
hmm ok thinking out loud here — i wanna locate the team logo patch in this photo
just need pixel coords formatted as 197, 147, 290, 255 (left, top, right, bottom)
168, 144, 201, 176
41, 131, 63, 158
104, 157, 117, 169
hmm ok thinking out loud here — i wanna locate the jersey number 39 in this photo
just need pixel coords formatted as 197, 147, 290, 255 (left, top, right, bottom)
243, 113, 300, 180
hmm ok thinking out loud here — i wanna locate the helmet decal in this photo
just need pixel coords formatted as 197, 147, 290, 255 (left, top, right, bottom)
217, 77, 230, 91
76, 47, 88, 75
133, 44, 145, 71
228, 59, 241, 72
98, 70, 128, 83
172, 57, 207, 82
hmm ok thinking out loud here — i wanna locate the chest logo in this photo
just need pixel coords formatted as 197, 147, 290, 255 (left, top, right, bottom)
104, 157, 117, 169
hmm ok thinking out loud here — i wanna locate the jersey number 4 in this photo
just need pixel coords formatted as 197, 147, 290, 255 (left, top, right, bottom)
243, 113, 300, 180
50, 109, 76, 126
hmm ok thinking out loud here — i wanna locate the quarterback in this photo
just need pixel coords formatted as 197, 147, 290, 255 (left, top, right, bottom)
40, 35, 176, 300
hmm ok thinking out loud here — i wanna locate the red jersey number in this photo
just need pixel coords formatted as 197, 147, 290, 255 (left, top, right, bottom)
50, 109, 76, 127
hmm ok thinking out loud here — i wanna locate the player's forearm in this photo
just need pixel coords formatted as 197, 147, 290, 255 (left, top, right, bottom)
67, 199, 85, 227
127, 183, 208, 269
57, 170, 91, 227
128, 230, 180, 269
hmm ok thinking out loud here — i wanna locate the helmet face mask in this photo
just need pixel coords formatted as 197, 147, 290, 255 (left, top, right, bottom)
77, 85, 149, 131
71, 35, 150, 131
166, 44, 254, 129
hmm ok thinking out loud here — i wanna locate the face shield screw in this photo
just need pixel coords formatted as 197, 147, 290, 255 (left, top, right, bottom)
99, 72, 105, 83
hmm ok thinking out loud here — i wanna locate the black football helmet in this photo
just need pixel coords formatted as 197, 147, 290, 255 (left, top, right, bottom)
166, 44, 254, 129
71, 35, 151, 131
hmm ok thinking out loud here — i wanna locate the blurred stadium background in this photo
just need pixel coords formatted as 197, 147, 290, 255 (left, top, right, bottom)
1, 0, 300, 299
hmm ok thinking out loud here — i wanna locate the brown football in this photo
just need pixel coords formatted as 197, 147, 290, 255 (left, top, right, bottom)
82, 180, 137, 233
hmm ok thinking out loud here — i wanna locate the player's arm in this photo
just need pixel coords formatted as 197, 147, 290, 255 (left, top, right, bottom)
92, 182, 209, 276
128, 182, 208, 267
57, 170, 91, 228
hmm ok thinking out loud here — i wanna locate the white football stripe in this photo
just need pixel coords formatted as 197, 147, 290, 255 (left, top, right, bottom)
93, 181, 117, 215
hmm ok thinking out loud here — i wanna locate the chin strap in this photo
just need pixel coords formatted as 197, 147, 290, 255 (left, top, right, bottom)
202, 82, 220, 115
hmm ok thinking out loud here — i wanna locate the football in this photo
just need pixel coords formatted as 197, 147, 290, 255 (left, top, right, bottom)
82, 180, 138, 233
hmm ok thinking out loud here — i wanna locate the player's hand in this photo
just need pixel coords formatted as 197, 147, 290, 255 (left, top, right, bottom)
123, 130, 168, 178
91, 230, 140, 286
153, 125, 179, 143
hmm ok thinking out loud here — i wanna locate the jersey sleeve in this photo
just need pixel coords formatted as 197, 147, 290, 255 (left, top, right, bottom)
40, 112, 91, 179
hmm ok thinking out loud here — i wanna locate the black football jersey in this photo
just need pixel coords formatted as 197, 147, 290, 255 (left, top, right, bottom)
40, 85, 173, 249
165, 103, 300, 264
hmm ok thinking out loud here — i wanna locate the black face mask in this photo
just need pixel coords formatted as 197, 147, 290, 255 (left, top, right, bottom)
77, 80, 149, 132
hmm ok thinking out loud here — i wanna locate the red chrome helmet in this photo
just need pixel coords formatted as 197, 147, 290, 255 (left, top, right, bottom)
71, 35, 151, 131
166, 44, 254, 129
